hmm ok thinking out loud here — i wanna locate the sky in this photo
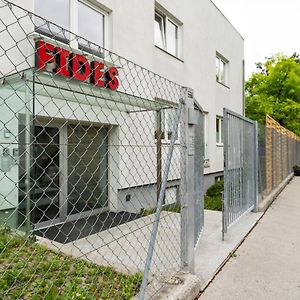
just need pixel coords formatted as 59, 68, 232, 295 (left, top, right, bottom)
211, 0, 300, 78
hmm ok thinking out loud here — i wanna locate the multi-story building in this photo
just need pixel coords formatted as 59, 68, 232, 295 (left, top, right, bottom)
0, 0, 243, 230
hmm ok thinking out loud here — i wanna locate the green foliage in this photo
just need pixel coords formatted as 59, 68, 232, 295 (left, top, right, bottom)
204, 181, 224, 211
204, 195, 222, 211
293, 164, 300, 176
246, 54, 300, 136
206, 180, 224, 198
0, 232, 142, 299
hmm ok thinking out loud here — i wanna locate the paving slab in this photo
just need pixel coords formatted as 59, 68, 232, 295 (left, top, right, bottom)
194, 209, 263, 287
38, 211, 181, 276
37, 202, 264, 299
199, 176, 300, 300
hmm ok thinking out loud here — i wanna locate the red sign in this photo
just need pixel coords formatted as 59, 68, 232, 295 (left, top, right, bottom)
36, 40, 119, 91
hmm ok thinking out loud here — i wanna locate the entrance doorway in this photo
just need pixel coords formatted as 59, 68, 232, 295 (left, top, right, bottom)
32, 126, 60, 224
67, 124, 109, 216
18, 121, 109, 229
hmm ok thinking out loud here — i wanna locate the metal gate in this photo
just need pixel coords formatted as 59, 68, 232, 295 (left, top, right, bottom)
222, 108, 258, 237
193, 99, 205, 244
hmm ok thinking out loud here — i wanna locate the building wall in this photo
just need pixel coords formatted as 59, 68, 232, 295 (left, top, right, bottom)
0, 0, 243, 216
3, 0, 244, 175
80, 0, 244, 174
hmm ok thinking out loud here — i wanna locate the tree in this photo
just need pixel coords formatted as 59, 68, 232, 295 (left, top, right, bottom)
246, 54, 300, 136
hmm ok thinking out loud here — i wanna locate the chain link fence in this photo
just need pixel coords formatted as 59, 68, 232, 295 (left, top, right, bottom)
258, 115, 300, 198
1, 1, 298, 299
0, 1, 205, 299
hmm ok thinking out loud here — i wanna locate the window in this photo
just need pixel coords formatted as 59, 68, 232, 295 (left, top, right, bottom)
35, 0, 107, 56
204, 112, 209, 159
216, 117, 223, 145
154, 13, 164, 49
154, 11, 179, 57
166, 20, 177, 56
35, 0, 70, 42
155, 108, 178, 141
216, 55, 228, 86
78, 1, 105, 55
203, 112, 210, 168
215, 175, 224, 183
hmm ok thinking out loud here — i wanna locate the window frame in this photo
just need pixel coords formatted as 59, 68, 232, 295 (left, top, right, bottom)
215, 175, 224, 183
204, 112, 209, 159
76, 0, 106, 57
34, 0, 71, 44
216, 116, 224, 146
34, 0, 109, 57
154, 9, 181, 59
155, 108, 179, 144
154, 12, 166, 49
216, 54, 229, 87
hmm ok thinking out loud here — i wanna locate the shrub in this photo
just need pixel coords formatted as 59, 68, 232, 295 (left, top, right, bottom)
206, 180, 224, 198
204, 180, 224, 211
293, 165, 300, 176
204, 195, 222, 211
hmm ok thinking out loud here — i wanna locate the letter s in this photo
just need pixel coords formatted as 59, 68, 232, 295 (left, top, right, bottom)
106, 67, 119, 91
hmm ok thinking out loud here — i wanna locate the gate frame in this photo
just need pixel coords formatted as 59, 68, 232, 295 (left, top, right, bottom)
180, 89, 205, 273
222, 108, 258, 239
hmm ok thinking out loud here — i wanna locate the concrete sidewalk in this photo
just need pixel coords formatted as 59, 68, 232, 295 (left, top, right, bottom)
199, 176, 300, 300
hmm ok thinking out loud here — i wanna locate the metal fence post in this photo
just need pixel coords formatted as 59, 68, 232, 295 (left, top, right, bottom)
139, 101, 183, 300
222, 192, 226, 241
253, 121, 258, 212
180, 87, 196, 273
280, 133, 283, 181
156, 110, 162, 201
193, 99, 205, 245
24, 78, 32, 236
222, 108, 229, 238
272, 130, 275, 189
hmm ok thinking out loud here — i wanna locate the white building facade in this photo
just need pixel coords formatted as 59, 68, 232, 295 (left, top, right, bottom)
0, 0, 244, 230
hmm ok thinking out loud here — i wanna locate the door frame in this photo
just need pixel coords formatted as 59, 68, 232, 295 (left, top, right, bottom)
33, 119, 109, 230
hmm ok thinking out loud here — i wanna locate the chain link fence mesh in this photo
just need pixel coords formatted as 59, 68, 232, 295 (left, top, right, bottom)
2, 1, 298, 299
0, 1, 191, 299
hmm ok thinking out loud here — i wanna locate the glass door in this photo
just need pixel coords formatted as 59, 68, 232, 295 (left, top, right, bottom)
18, 122, 109, 229
18, 125, 61, 227
67, 124, 108, 216
31, 126, 60, 224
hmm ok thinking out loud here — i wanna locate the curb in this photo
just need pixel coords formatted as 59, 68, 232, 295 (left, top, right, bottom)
151, 272, 202, 300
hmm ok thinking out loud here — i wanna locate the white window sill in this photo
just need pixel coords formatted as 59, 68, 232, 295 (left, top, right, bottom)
216, 80, 230, 89
155, 45, 184, 62
216, 143, 224, 147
